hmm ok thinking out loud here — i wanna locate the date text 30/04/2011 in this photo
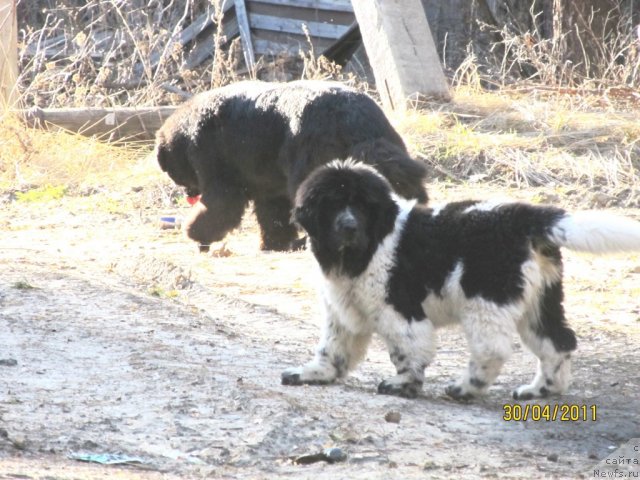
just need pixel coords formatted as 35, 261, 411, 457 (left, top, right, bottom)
503, 404, 597, 422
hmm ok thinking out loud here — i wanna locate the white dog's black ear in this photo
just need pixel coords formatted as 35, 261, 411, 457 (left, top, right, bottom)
291, 204, 317, 236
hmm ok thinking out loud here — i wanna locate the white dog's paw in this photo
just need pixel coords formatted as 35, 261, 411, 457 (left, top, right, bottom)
377, 373, 423, 399
512, 383, 557, 400
444, 379, 487, 401
281, 363, 336, 386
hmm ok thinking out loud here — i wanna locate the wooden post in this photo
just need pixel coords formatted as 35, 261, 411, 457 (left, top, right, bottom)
0, 0, 18, 107
351, 0, 450, 111
234, 0, 256, 71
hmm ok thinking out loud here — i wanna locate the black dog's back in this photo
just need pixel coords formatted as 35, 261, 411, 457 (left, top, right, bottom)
155, 80, 428, 250
269, 81, 427, 202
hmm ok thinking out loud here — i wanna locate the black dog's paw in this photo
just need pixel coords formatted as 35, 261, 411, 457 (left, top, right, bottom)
445, 384, 475, 402
289, 236, 308, 251
378, 380, 421, 399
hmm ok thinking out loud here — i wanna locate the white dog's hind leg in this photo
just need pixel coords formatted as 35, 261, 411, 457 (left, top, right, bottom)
512, 347, 572, 400
281, 309, 372, 386
377, 310, 436, 399
514, 325, 574, 399
446, 301, 515, 401
513, 280, 576, 400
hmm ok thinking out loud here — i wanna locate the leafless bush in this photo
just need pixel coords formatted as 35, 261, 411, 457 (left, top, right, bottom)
15, 0, 357, 109
17, 0, 244, 108
486, 1, 640, 89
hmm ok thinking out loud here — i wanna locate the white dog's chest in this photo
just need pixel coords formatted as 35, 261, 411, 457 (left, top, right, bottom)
323, 274, 387, 334
324, 259, 468, 332
321, 197, 418, 334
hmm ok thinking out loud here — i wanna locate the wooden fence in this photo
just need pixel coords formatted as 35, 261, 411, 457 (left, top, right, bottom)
8, 0, 450, 138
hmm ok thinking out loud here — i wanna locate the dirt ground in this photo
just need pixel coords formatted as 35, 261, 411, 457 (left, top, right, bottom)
1, 182, 639, 479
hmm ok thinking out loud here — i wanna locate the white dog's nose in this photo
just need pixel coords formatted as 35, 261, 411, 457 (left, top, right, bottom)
335, 207, 358, 238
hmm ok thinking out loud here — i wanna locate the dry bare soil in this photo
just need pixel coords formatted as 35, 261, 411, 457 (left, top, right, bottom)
1, 181, 639, 479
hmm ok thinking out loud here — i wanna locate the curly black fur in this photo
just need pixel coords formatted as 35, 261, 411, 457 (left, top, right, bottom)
155, 80, 428, 251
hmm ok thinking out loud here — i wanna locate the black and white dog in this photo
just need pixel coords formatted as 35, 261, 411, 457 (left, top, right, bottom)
282, 160, 640, 400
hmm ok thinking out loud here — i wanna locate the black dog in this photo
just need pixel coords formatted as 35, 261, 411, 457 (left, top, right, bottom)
282, 160, 640, 399
155, 80, 427, 251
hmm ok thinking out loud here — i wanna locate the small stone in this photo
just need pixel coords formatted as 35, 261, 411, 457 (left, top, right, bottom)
384, 411, 401, 423
590, 193, 610, 208
547, 453, 559, 462
424, 460, 439, 470
323, 447, 347, 463
0, 359, 17, 367
81, 440, 99, 450
293, 447, 347, 465
11, 435, 27, 450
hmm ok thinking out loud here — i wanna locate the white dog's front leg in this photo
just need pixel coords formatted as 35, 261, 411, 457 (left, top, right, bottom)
376, 309, 436, 399
282, 306, 372, 386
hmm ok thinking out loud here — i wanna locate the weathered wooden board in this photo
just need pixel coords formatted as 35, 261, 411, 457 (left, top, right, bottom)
22, 106, 178, 142
248, 12, 350, 39
235, 0, 256, 69
352, 0, 450, 110
184, 22, 240, 70
252, 31, 334, 56
0, 0, 18, 106
250, 0, 353, 13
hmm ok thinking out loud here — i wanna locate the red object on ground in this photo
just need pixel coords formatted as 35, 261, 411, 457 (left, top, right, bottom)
186, 195, 201, 206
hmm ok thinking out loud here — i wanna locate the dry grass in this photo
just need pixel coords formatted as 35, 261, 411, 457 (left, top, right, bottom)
476, 2, 640, 90
0, 111, 158, 193
4, 2, 640, 207
2, 82, 640, 210
394, 87, 640, 205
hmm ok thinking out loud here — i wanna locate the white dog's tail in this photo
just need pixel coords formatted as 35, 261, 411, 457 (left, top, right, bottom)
549, 211, 640, 253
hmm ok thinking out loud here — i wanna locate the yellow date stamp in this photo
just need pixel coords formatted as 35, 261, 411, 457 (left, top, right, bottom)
503, 403, 597, 422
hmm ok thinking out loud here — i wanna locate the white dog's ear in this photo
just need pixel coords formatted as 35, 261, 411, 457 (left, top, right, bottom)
291, 203, 317, 236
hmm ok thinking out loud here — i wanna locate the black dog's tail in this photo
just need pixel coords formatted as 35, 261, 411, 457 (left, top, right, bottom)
349, 139, 428, 204
548, 211, 640, 254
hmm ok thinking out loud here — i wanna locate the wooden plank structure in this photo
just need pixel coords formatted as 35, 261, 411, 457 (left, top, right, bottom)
17, 0, 450, 139
246, 0, 354, 57
0, 0, 18, 106
19, 0, 355, 72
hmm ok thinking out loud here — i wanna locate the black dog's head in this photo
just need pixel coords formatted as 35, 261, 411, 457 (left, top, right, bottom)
293, 160, 400, 277
155, 123, 200, 198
